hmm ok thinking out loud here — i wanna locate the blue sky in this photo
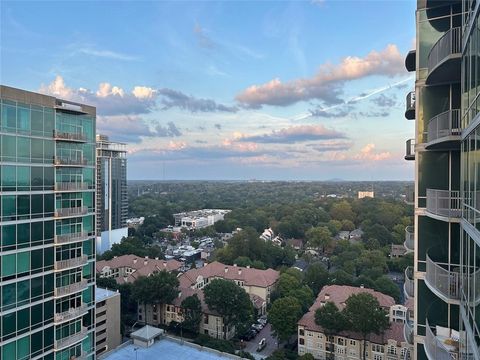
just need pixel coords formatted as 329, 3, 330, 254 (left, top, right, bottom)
1, 0, 416, 180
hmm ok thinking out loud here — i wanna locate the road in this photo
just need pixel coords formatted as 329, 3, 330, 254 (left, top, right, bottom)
243, 324, 277, 359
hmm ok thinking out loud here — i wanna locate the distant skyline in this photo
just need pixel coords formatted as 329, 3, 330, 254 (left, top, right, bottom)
1, 0, 416, 180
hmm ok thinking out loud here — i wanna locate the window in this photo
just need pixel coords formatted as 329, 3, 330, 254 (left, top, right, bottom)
299, 338, 305, 345
299, 329, 304, 336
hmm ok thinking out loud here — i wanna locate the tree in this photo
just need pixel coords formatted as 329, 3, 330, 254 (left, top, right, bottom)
131, 276, 155, 325
306, 226, 332, 253
341, 219, 355, 231
204, 279, 253, 337
330, 201, 355, 222
315, 302, 346, 360
268, 296, 303, 344
374, 276, 400, 302
343, 293, 390, 360
304, 263, 329, 294
96, 276, 118, 290
276, 273, 301, 298
181, 294, 202, 334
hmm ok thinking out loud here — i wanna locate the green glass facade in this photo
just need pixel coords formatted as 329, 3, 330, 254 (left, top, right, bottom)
0, 86, 96, 360
407, 1, 480, 359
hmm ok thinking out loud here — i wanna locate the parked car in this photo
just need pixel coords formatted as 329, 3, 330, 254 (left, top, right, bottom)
241, 330, 256, 341
257, 338, 267, 352
252, 323, 263, 332
257, 318, 267, 326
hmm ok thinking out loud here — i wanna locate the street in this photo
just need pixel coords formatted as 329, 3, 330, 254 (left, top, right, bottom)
243, 324, 277, 359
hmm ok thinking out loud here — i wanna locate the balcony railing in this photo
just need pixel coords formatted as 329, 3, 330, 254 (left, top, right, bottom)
55, 231, 89, 245
404, 266, 415, 299
54, 327, 88, 351
424, 319, 459, 360
426, 109, 461, 145
426, 189, 462, 219
404, 226, 414, 252
427, 27, 461, 75
54, 279, 88, 298
54, 157, 87, 166
405, 139, 415, 160
405, 185, 414, 205
54, 255, 88, 271
54, 206, 88, 218
53, 130, 87, 142
425, 254, 460, 301
405, 91, 415, 120
463, 267, 480, 305
54, 304, 88, 323
403, 318, 414, 345
55, 182, 89, 191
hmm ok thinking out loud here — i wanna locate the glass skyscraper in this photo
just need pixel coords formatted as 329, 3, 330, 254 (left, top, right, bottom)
405, 0, 479, 359
0, 86, 96, 360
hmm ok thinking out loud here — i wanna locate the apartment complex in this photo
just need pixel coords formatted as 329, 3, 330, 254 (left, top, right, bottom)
297, 285, 413, 360
405, 1, 479, 359
95, 134, 128, 254
0, 86, 96, 360
173, 209, 230, 230
95, 287, 121, 357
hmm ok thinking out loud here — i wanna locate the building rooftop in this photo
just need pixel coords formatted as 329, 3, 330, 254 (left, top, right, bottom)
130, 325, 164, 342
102, 337, 239, 360
95, 287, 119, 302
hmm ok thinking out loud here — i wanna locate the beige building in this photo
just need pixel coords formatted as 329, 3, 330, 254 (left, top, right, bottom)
96, 254, 183, 284
297, 285, 413, 360
95, 287, 122, 357
358, 191, 374, 199
178, 261, 279, 310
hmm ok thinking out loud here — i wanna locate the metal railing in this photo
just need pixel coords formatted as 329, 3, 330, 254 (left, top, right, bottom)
404, 226, 414, 252
424, 319, 459, 360
404, 318, 414, 345
426, 109, 461, 144
54, 157, 87, 166
54, 304, 88, 323
54, 255, 88, 271
427, 27, 461, 74
405, 91, 415, 119
53, 130, 87, 142
55, 182, 89, 191
426, 254, 460, 301
406, 139, 415, 159
54, 206, 88, 218
404, 266, 415, 299
426, 189, 462, 218
54, 279, 88, 298
55, 231, 89, 245
463, 266, 480, 304
54, 327, 88, 350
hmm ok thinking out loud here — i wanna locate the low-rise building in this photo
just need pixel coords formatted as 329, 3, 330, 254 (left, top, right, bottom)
349, 229, 364, 241
173, 209, 231, 230
95, 287, 122, 357
178, 261, 280, 306
96, 255, 183, 284
297, 285, 413, 360
390, 244, 406, 258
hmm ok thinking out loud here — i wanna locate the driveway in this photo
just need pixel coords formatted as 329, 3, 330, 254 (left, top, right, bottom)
242, 324, 277, 359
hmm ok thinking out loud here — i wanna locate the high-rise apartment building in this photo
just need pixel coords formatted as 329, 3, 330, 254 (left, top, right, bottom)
0, 86, 96, 360
95, 135, 127, 255
405, 1, 479, 359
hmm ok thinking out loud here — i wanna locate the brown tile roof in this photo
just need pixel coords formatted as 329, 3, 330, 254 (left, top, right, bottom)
96, 255, 183, 284
298, 285, 403, 345
178, 261, 280, 289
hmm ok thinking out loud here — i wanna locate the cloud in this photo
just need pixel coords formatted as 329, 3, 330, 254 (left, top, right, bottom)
39, 76, 157, 116
158, 88, 238, 113
77, 47, 139, 61
156, 122, 182, 137
310, 106, 353, 118
97, 115, 155, 143
371, 94, 396, 107
238, 125, 347, 144
194, 23, 216, 49
357, 111, 390, 118
353, 143, 391, 161
214, 123, 222, 130
307, 140, 353, 152
236, 44, 405, 108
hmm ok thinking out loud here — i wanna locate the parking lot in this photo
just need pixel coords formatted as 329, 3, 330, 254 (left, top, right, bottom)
242, 324, 277, 359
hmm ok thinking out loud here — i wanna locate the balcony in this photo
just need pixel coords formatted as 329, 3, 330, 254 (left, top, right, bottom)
405, 92, 415, 120
405, 50, 416, 72
54, 279, 88, 298
54, 304, 88, 324
404, 185, 414, 205
426, 189, 461, 221
405, 139, 415, 161
54, 327, 88, 351
53, 130, 87, 143
426, 27, 461, 85
463, 266, 480, 305
424, 319, 459, 360
55, 231, 89, 245
403, 318, 414, 345
404, 226, 414, 252
54, 206, 88, 218
54, 157, 87, 167
425, 109, 461, 150
404, 266, 415, 299
54, 255, 88, 271
425, 253, 460, 302
55, 182, 89, 192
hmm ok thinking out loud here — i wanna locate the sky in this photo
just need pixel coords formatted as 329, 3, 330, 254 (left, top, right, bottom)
1, 0, 416, 181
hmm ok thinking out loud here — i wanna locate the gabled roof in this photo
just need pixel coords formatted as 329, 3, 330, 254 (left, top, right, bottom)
131, 325, 164, 341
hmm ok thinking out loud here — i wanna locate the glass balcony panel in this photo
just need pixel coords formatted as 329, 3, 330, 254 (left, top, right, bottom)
426, 189, 462, 219
425, 254, 460, 301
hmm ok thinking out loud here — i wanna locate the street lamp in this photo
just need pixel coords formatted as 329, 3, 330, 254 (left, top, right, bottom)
134, 347, 139, 360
